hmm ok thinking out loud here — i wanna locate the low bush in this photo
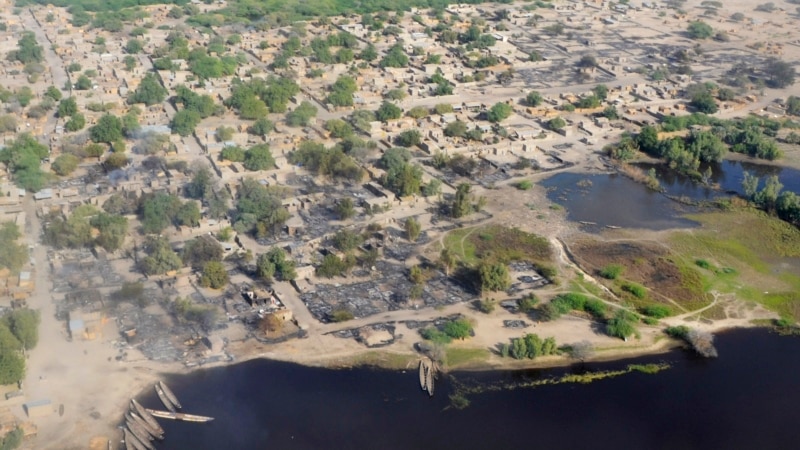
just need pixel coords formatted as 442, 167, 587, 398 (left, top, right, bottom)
641, 304, 672, 318
599, 264, 624, 280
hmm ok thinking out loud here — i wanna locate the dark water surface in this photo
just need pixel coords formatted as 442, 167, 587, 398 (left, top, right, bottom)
541, 172, 699, 229
637, 160, 800, 200
136, 329, 800, 450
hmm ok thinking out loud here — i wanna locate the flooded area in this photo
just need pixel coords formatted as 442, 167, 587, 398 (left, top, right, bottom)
637, 160, 800, 200
541, 172, 699, 230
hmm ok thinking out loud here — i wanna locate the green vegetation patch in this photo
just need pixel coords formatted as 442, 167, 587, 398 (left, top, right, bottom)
445, 347, 490, 368
670, 209, 800, 319
442, 225, 553, 276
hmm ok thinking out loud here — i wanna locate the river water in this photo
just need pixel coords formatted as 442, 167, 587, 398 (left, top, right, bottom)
132, 329, 800, 450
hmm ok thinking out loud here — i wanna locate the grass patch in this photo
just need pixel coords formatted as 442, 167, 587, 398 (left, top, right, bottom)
669, 209, 800, 319
445, 347, 490, 367
599, 264, 624, 280
442, 225, 554, 272
514, 180, 533, 190
342, 351, 416, 369
640, 304, 672, 318
621, 281, 647, 299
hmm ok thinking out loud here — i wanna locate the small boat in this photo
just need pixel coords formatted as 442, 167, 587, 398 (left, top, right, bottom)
418, 360, 428, 391
124, 427, 151, 450
130, 412, 164, 440
123, 428, 140, 450
131, 399, 163, 435
159, 381, 182, 409
426, 365, 434, 397
146, 408, 214, 423
126, 418, 154, 447
155, 384, 176, 413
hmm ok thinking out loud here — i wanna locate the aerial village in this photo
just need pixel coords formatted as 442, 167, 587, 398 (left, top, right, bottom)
0, 0, 798, 446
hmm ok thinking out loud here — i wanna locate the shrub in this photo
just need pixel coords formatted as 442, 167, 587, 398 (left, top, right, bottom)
330, 308, 354, 322
599, 264, 624, 280
443, 318, 473, 340
665, 325, 690, 339
420, 326, 452, 344
606, 310, 638, 339
622, 281, 647, 299
477, 298, 495, 314
695, 259, 714, 270
641, 304, 672, 318
517, 293, 538, 312
515, 180, 533, 190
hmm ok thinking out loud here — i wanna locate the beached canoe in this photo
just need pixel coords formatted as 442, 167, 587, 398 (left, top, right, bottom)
130, 412, 164, 440
159, 381, 182, 409
130, 399, 164, 435
126, 417, 154, 448
419, 360, 428, 391
145, 408, 214, 423
124, 426, 152, 450
123, 428, 142, 450
426, 364, 434, 397
155, 384, 176, 413
125, 422, 156, 450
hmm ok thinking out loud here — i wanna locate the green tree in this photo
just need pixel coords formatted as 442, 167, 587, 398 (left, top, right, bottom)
336, 197, 355, 220
10, 31, 43, 64
239, 97, 269, 120
182, 235, 223, 269
139, 193, 181, 234
375, 101, 402, 122
74, 74, 92, 90
286, 101, 318, 127
44, 86, 62, 101
444, 120, 468, 138
765, 58, 796, 88
452, 183, 472, 218
0, 222, 27, 274
243, 144, 275, 171
248, 117, 273, 136
128, 72, 167, 106
141, 236, 182, 275
91, 212, 128, 252
6, 309, 40, 350
90, 114, 123, 143
325, 119, 354, 139
52, 154, 79, 176
380, 44, 409, 68
176, 201, 201, 227
606, 310, 637, 339
332, 229, 363, 252
395, 129, 421, 147
233, 178, 290, 237
170, 110, 201, 136
104, 152, 129, 170
690, 91, 718, 114
486, 102, 513, 122
64, 113, 86, 132
548, 117, 566, 131
200, 261, 228, 289
124, 39, 144, 54
525, 91, 543, 107
405, 217, 421, 241
0, 133, 49, 191
0, 353, 24, 385
479, 262, 511, 292
443, 318, 473, 340
439, 248, 457, 276
57, 97, 77, 118
687, 21, 714, 39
